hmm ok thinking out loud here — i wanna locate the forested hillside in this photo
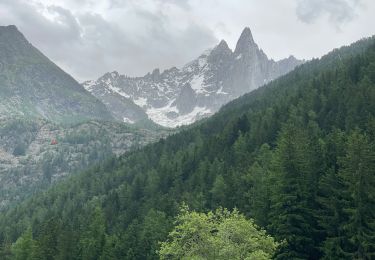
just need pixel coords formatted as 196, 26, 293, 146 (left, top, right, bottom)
1, 36, 375, 259
0, 25, 113, 124
0, 118, 167, 210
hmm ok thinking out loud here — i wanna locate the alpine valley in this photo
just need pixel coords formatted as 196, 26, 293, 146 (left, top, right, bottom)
1, 34, 374, 259
0, 25, 168, 209
83, 27, 303, 127
0, 6, 374, 259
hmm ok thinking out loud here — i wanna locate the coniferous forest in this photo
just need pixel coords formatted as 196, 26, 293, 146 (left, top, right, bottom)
1, 35, 375, 259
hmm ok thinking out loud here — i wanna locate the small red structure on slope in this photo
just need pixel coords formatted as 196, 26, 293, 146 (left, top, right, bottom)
51, 139, 58, 145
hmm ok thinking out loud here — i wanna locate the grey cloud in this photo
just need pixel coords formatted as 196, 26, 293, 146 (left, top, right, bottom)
0, 0, 216, 81
296, 0, 361, 25
0, 0, 87, 77
0, 0, 80, 45
156, 0, 191, 10
108, 0, 190, 10
45, 6, 82, 41
107, 0, 131, 9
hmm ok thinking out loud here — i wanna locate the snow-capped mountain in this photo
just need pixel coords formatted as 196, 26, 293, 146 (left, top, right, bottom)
83, 27, 303, 127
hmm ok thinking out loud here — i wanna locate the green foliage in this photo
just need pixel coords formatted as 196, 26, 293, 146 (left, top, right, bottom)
11, 228, 37, 260
0, 36, 375, 259
269, 116, 322, 259
79, 206, 106, 259
338, 130, 375, 258
0, 118, 164, 210
139, 209, 171, 259
242, 144, 273, 227
159, 206, 278, 260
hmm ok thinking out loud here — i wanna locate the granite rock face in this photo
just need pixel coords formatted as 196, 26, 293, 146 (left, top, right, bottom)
175, 84, 196, 114
84, 27, 304, 127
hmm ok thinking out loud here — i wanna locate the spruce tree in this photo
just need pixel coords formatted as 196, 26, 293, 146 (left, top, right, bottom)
269, 115, 321, 259
339, 130, 375, 258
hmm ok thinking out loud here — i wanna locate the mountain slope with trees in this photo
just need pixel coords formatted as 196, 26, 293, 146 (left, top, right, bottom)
0, 25, 112, 124
0, 24, 169, 210
0, 117, 168, 211
0, 35, 375, 259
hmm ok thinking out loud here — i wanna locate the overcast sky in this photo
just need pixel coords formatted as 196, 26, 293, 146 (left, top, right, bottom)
0, 0, 374, 81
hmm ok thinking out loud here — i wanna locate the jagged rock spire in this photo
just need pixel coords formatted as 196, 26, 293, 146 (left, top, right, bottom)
84, 25, 303, 127
217, 39, 230, 50
234, 27, 256, 54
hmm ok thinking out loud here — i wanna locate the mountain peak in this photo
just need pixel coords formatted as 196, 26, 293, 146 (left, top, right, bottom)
239, 27, 254, 42
217, 39, 229, 49
0, 26, 113, 123
152, 68, 160, 76
285, 55, 303, 62
210, 39, 232, 58
234, 27, 256, 53
103, 71, 119, 79
0, 25, 27, 43
0, 25, 19, 32
151, 68, 161, 81
84, 26, 302, 127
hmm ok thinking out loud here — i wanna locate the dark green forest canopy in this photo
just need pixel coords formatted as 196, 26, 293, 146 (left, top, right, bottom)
1, 35, 375, 259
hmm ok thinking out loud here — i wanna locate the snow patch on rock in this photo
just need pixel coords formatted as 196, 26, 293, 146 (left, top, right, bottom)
123, 117, 135, 124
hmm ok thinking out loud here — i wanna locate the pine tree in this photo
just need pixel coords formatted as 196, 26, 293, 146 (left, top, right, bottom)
79, 206, 106, 259
318, 168, 350, 259
339, 130, 375, 258
269, 117, 321, 259
138, 209, 171, 259
11, 227, 37, 260
243, 143, 273, 227
210, 175, 227, 208
33, 217, 61, 259
99, 234, 120, 260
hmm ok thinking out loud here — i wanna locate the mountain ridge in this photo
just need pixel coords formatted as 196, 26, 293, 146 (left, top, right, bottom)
83, 27, 303, 127
0, 25, 114, 124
